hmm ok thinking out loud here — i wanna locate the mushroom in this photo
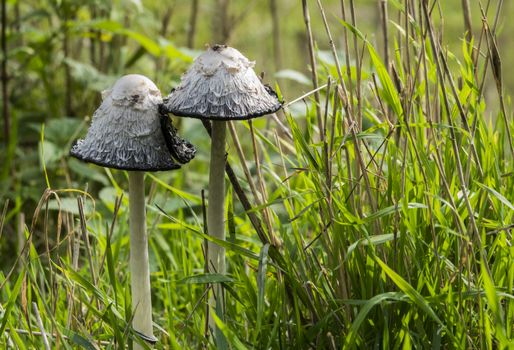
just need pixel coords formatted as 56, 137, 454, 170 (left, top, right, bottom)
161, 45, 281, 330
70, 74, 195, 348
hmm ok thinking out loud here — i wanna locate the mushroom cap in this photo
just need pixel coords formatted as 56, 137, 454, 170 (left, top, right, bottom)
70, 74, 183, 171
162, 45, 282, 120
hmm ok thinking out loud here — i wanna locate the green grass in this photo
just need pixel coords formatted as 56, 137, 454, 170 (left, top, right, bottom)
2, 0, 514, 348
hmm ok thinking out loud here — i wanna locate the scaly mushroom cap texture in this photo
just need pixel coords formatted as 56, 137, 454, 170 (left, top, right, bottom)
162, 45, 282, 120
71, 74, 188, 171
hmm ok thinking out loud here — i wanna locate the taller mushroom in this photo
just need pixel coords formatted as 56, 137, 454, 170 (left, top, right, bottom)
161, 45, 281, 329
71, 74, 195, 348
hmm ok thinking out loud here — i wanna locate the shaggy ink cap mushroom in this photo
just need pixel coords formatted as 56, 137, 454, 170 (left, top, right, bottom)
162, 45, 282, 120
70, 74, 196, 348
161, 45, 282, 337
71, 74, 195, 170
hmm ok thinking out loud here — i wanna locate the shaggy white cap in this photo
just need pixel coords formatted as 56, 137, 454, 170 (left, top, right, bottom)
162, 45, 282, 120
70, 74, 181, 171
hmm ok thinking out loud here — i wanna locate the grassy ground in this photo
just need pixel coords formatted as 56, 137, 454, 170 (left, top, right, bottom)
2, 0, 514, 348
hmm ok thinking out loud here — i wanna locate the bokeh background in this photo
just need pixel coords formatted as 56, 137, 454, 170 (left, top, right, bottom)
2, 0, 513, 269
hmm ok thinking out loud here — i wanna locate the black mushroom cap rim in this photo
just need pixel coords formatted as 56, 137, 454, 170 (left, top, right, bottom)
70, 142, 182, 171
159, 111, 197, 164
161, 45, 283, 121
70, 74, 195, 171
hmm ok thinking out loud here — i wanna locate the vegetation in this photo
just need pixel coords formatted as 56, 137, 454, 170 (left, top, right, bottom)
2, 0, 514, 348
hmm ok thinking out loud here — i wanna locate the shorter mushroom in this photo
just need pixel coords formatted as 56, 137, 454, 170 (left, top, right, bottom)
71, 74, 195, 348
161, 45, 282, 332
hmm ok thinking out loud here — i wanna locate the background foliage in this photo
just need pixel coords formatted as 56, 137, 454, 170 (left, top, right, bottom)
1, 0, 514, 348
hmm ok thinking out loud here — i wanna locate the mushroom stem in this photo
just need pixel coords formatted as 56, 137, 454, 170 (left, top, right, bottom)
128, 171, 154, 348
207, 120, 226, 330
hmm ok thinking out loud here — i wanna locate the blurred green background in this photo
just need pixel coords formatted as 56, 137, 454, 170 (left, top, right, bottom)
2, 2, 513, 113
1, 0, 513, 264
3, 0, 514, 115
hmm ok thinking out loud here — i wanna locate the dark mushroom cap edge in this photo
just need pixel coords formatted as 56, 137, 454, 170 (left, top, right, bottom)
70, 142, 182, 172
161, 85, 283, 121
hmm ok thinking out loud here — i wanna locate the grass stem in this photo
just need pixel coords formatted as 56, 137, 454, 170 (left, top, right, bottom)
1, 0, 10, 145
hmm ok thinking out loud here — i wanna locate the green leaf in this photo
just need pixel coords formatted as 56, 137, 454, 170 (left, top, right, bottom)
367, 43, 403, 118
338, 19, 403, 118
375, 256, 454, 340
67, 331, 98, 350
39, 140, 61, 166
347, 233, 398, 260
481, 261, 508, 344
0, 270, 25, 334
123, 30, 161, 56
157, 219, 259, 261
85, 19, 124, 32
99, 187, 121, 209
286, 113, 320, 171
343, 292, 407, 348
64, 58, 115, 92
179, 273, 233, 285
212, 313, 249, 350
71, 20, 169, 58
365, 202, 427, 222
105, 230, 118, 306
475, 181, 514, 211
161, 40, 193, 62
275, 69, 311, 85
148, 174, 201, 203
46, 198, 93, 216
256, 244, 270, 337
68, 158, 109, 186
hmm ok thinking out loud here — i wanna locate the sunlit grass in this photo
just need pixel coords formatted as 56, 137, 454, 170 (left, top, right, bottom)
2, 0, 514, 349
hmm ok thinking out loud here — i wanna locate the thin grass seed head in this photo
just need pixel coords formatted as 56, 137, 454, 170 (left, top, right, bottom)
162, 45, 282, 120
70, 74, 196, 170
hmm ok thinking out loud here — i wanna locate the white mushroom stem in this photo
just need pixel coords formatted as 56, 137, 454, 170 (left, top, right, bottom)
128, 171, 154, 349
207, 120, 226, 330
